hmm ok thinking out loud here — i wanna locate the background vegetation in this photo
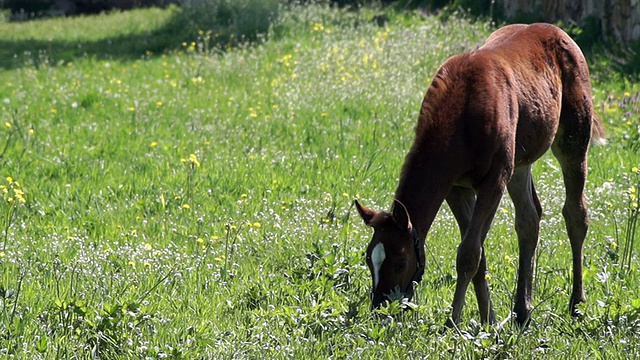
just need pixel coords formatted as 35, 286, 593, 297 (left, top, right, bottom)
1, 1, 639, 358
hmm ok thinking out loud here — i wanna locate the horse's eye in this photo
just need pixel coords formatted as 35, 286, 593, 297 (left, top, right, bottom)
394, 261, 408, 273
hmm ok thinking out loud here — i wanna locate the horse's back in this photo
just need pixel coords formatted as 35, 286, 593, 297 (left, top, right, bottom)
482, 23, 582, 59
480, 23, 589, 83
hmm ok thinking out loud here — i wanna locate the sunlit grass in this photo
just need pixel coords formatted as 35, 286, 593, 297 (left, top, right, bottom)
0, 3, 639, 358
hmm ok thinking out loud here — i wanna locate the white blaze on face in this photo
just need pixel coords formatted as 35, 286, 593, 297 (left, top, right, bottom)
371, 242, 386, 289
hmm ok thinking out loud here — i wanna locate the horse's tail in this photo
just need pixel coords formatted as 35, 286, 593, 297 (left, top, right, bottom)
591, 113, 607, 146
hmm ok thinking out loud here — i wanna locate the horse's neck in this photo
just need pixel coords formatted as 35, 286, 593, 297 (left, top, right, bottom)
393, 151, 452, 240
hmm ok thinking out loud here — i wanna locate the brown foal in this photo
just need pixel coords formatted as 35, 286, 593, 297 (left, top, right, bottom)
355, 23, 605, 327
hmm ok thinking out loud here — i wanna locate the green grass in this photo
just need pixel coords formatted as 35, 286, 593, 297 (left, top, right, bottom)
1, 4, 640, 359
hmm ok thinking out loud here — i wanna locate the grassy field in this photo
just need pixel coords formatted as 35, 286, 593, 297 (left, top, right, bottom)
1, 3, 639, 359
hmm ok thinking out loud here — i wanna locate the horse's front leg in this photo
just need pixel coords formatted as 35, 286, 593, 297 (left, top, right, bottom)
472, 242, 496, 324
447, 178, 506, 327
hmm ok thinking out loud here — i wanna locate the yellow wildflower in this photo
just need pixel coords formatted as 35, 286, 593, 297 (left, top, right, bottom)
14, 193, 25, 204
188, 153, 200, 167
312, 22, 324, 32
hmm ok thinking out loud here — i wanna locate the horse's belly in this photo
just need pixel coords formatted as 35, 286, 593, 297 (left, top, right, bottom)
514, 116, 558, 165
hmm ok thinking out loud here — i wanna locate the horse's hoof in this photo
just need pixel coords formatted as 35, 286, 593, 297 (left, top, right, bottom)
439, 317, 456, 334
514, 311, 532, 328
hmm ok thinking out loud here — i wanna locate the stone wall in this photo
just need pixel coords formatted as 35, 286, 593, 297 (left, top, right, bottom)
501, 0, 640, 43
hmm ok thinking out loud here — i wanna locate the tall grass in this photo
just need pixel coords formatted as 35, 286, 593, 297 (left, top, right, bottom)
179, 0, 281, 46
0, 3, 639, 358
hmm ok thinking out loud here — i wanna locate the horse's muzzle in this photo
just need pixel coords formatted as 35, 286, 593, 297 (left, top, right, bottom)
371, 292, 414, 310
370, 284, 415, 310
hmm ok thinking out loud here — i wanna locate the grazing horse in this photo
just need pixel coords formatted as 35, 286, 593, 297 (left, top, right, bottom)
355, 23, 605, 327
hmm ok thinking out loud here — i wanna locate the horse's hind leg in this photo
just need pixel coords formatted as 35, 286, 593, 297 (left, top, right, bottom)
552, 86, 594, 316
553, 147, 589, 316
507, 165, 542, 326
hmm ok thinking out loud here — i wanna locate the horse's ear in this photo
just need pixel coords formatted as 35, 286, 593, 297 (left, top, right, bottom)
354, 199, 377, 226
392, 199, 413, 232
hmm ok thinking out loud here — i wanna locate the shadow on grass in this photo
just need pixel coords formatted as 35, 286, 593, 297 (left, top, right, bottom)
0, 12, 193, 70
0, 4, 273, 70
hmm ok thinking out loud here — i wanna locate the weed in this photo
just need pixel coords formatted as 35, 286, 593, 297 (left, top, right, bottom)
619, 167, 640, 273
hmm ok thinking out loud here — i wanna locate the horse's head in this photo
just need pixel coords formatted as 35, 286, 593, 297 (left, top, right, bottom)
354, 199, 425, 309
